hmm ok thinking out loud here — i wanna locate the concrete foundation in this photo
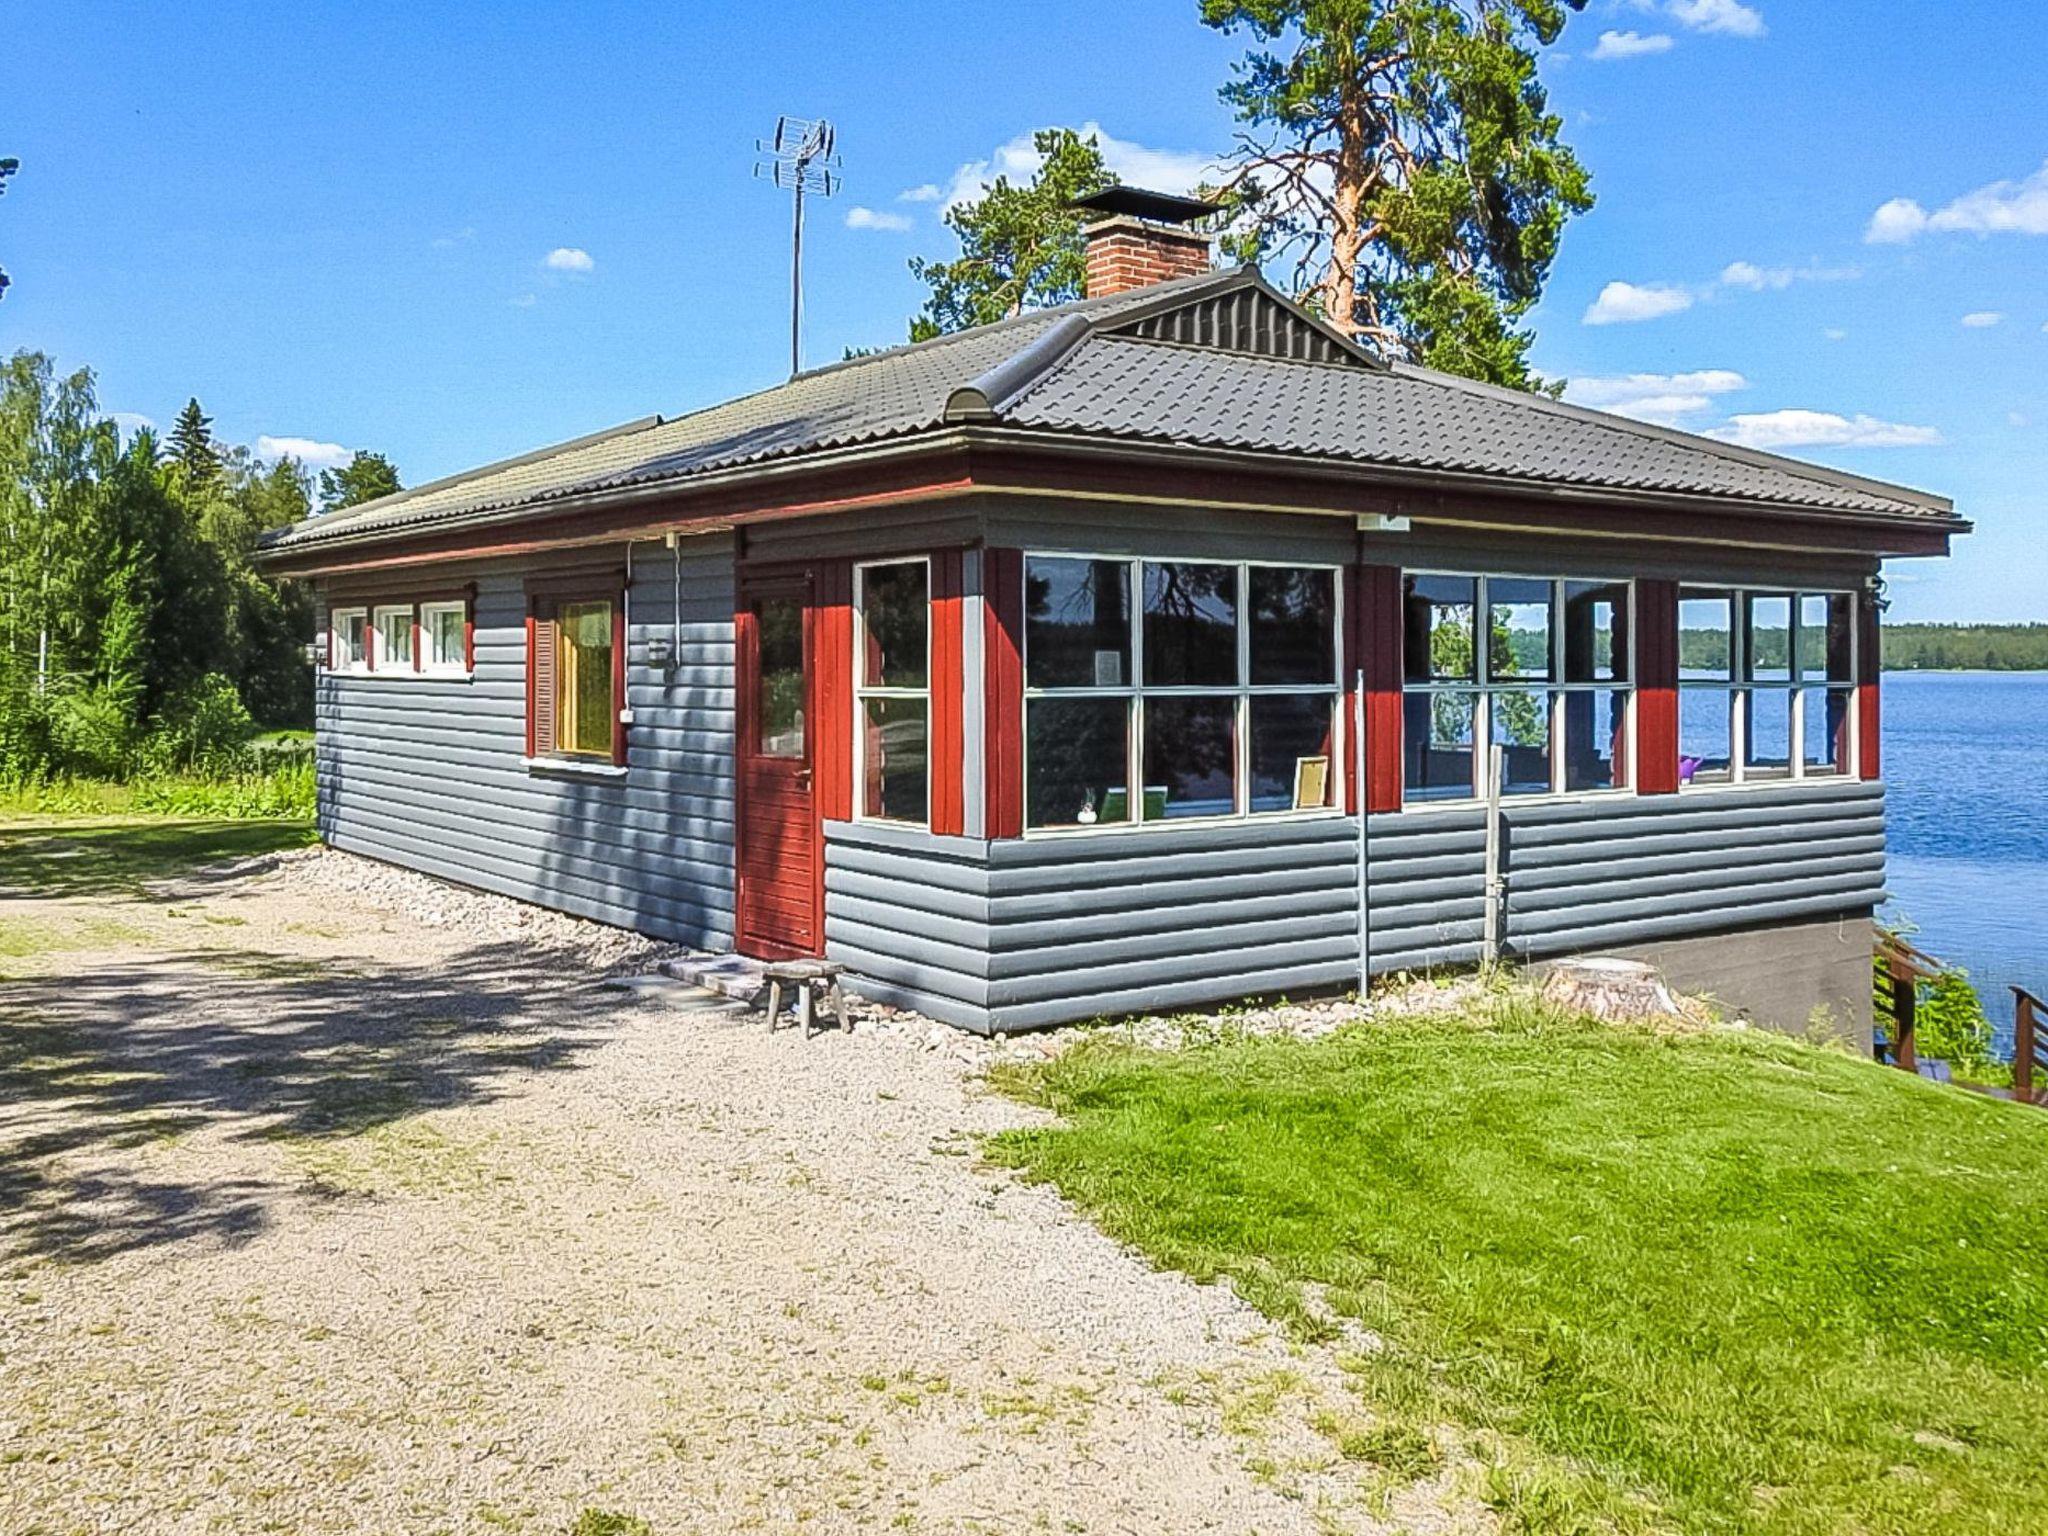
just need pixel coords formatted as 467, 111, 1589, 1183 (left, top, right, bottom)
1556, 911, 1876, 1053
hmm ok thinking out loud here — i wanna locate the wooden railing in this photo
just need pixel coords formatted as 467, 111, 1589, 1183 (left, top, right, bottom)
1873, 933, 1942, 1072
2015, 987, 2047, 1105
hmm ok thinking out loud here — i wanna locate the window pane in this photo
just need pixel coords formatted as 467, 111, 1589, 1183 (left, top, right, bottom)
754, 597, 805, 757
1405, 575, 1476, 683
1747, 594, 1792, 682
1140, 696, 1236, 819
1486, 578, 1554, 683
557, 601, 614, 757
425, 606, 464, 669
336, 612, 365, 668
1027, 697, 1131, 828
860, 562, 928, 688
1679, 591, 1733, 682
1026, 557, 1129, 689
1490, 689, 1552, 796
1805, 687, 1854, 776
1249, 694, 1335, 812
1564, 581, 1629, 683
1563, 689, 1630, 792
1248, 567, 1335, 685
862, 697, 928, 822
375, 608, 413, 669
1679, 687, 1733, 785
1742, 688, 1792, 779
1403, 689, 1476, 801
1142, 562, 1237, 687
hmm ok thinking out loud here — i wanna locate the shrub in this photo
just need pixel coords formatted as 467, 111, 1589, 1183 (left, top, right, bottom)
141, 673, 257, 775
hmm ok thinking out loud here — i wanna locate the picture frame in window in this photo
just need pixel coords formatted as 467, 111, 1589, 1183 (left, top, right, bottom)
1293, 755, 1330, 811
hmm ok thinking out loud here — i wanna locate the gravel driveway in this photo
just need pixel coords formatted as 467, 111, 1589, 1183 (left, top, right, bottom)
1, 846, 1476, 1535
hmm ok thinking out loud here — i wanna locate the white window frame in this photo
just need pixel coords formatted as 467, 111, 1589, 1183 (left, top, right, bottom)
329, 606, 369, 673
853, 557, 933, 826
1020, 553, 1347, 835
1678, 586, 1858, 789
419, 600, 469, 677
371, 604, 415, 674
1400, 572, 1638, 806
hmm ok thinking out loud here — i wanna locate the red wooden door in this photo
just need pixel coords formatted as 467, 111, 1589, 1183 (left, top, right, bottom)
735, 571, 822, 958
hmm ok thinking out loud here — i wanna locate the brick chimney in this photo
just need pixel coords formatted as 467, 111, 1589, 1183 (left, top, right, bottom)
1071, 187, 1218, 300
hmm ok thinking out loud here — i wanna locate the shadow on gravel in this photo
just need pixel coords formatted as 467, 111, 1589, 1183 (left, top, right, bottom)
0, 819, 316, 899
0, 937, 628, 1265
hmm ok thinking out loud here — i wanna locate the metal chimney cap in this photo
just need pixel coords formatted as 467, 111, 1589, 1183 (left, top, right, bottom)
1068, 186, 1218, 225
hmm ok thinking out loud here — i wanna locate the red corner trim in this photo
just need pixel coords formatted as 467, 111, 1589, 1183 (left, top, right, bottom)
930, 549, 966, 836
1858, 595, 1882, 781
1635, 579, 1680, 794
1356, 563, 1405, 815
982, 547, 1025, 839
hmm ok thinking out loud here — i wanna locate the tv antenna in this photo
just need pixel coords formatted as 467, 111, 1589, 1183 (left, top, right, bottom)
754, 116, 839, 375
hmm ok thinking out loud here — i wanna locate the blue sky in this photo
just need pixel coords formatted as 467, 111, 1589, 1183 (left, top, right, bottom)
2, 0, 2041, 620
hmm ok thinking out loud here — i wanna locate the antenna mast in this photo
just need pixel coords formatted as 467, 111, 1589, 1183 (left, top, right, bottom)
754, 116, 839, 375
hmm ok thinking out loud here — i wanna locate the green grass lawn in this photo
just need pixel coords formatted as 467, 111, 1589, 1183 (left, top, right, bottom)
0, 815, 315, 897
988, 1000, 2048, 1535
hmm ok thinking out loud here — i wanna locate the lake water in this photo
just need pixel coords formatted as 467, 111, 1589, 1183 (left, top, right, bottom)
1881, 671, 2048, 1057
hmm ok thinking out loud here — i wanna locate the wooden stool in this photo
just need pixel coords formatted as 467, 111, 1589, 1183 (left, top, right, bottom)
762, 959, 850, 1037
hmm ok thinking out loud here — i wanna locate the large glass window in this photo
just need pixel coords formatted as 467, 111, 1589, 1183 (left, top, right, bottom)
330, 607, 368, 672
1023, 556, 1339, 830
372, 604, 414, 672
555, 600, 615, 758
1679, 587, 1856, 786
1403, 575, 1633, 802
421, 601, 467, 675
855, 560, 930, 823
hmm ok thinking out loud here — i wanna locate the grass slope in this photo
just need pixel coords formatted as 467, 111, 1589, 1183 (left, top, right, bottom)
989, 1004, 2048, 1534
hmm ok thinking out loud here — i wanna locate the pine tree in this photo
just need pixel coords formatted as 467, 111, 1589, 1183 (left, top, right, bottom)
318, 450, 401, 513
169, 397, 223, 490
907, 130, 1116, 340
1202, 0, 1592, 390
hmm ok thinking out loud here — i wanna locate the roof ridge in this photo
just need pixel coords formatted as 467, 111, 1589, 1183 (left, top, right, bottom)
1388, 360, 1953, 516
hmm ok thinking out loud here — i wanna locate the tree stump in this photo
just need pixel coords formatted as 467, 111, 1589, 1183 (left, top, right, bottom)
1539, 957, 1686, 1024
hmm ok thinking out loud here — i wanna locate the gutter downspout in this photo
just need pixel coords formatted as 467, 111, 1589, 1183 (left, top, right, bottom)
1355, 666, 1369, 1000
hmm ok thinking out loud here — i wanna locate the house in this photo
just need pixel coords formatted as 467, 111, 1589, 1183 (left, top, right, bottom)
257, 187, 1964, 1043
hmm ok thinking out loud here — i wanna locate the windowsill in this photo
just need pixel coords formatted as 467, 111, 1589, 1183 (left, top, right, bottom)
323, 669, 473, 683
521, 755, 628, 780
1022, 806, 1347, 840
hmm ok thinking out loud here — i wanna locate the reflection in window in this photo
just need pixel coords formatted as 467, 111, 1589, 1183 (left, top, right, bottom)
1679, 586, 1857, 787
421, 601, 466, 674
1023, 556, 1339, 829
556, 601, 614, 758
373, 605, 414, 671
1403, 575, 1634, 802
331, 608, 368, 671
856, 561, 929, 822
754, 597, 806, 758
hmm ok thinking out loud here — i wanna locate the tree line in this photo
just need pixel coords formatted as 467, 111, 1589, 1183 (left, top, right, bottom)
0, 350, 400, 780
1881, 624, 2048, 672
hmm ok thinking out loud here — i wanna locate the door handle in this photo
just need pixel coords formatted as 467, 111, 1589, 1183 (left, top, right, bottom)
794, 768, 813, 790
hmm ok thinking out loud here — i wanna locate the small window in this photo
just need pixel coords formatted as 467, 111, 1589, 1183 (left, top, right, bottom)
420, 601, 467, 674
529, 592, 620, 763
855, 561, 930, 823
372, 605, 414, 671
330, 607, 368, 672
1402, 575, 1634, 802
1679, 586, 1856, 787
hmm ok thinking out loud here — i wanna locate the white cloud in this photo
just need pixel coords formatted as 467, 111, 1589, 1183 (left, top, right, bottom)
936, 121, 1221, 210
1591, 29, 1673, 59
1866, 159, 2048, 244
1665, 0, 1766, 36
431, 226, 476, 249
255, 434, 351, 469
542, 246, 595, 273
1583, 280, 1694, 325
1823, 327, 1848, 341
1961, 310, 2004, 328
845, 206, 912, 232
110, 411, 156, 436
1565, 369, 1747, 427
1707, 410, 1941, 450
1717, 259, 1858, 292
896, 183, 942, 203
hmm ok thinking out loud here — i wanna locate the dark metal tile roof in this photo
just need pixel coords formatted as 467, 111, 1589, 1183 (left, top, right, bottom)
263, 266, 1953, 551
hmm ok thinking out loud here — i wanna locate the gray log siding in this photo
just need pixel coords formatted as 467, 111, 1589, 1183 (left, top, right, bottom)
315, 535, 739, 948
1497, 779, 1886, 960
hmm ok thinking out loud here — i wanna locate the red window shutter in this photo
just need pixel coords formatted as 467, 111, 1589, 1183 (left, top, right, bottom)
529, 608, 559, 757
813, 561, 855, 823
1356, 564, 1405, 815
610, 599, 628, 767
930, 549, 966, 836
1635, 579, 1680, 794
